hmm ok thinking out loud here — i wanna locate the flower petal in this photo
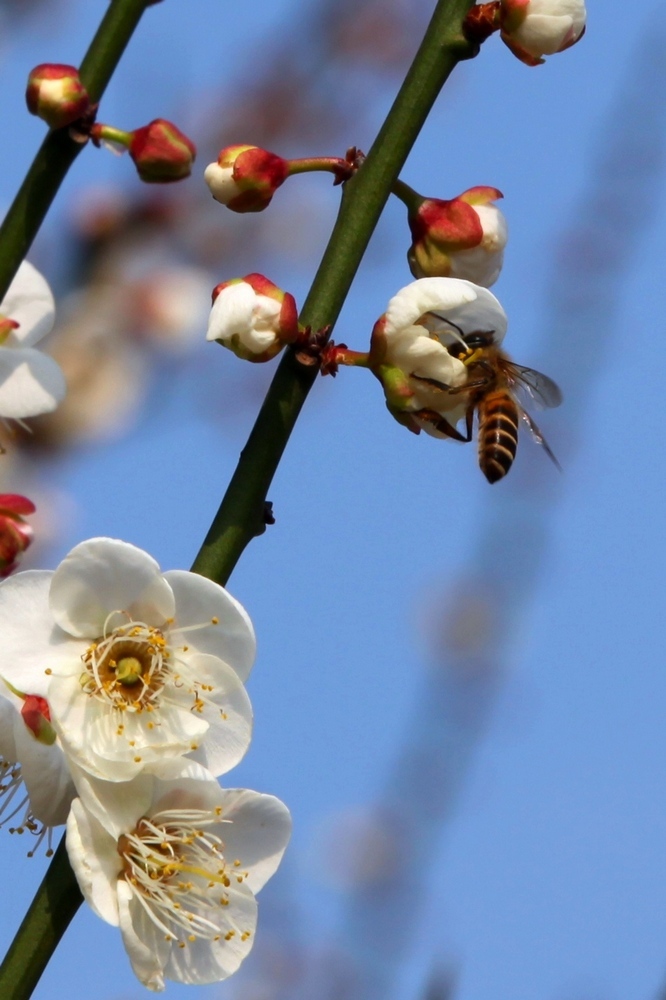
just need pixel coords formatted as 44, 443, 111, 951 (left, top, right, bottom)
0, 570, 82, 695
1, 261, 55, 347
13, 718, 75, 826
215, 788, 292, 893
164, 570, 256, 681
164, 883, 257, 984
118, 880, 168, 991
66, 797, 122, 926
0, 348, 66, 418
385, 277, 508, 346
50, 538, 175, 637
183, 654, 253, 776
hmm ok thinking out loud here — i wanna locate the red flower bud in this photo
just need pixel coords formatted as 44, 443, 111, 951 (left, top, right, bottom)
26, 63, 90, 129
204, 145, 290, 212
129, 119, 196, 183
0, 494, 35, 577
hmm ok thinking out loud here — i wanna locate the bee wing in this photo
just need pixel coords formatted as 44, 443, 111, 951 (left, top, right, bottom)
500, 362, 563, 410
517, 406, 562, 472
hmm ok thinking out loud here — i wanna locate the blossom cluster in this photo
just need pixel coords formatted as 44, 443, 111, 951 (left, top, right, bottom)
0, 538, 291, 990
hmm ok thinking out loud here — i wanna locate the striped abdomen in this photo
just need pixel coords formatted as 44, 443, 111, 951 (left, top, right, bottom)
477, 390, 519, 483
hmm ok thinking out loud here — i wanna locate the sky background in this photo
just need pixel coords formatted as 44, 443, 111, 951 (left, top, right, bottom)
0, 2, 665, 999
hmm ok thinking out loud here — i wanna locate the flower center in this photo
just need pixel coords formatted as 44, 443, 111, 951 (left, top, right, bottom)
81, 621, 172, 712
118, 807, 253, 948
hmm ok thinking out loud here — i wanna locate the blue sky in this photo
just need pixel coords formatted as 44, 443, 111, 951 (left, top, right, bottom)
1, 2, 665, 999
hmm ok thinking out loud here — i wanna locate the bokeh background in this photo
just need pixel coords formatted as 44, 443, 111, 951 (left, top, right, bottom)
0, 1, 664, 998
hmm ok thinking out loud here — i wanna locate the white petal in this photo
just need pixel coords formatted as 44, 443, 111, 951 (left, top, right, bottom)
385, 278, 478, 336
70, 764, 155, 837
207, 282, 255, 342
215, 788, 292, 893
49, 673, 208, 782
0, 348, 65, 418
387, 331, 468, 392
50, 538, 175, 637
164, 570, 256, 681
183, 654, 253, 776
0, 695, 17, 760
204, 162, 240, 206
516, 13, 575, 53
384, 277, 507, 347
0, 570, 82, 695
13, 718, 75, 826
1, 261, 55, 347
66, 797, 122, 926
118, 880, 168, 991
448, 245, 505, 288
164, 883, 257, 984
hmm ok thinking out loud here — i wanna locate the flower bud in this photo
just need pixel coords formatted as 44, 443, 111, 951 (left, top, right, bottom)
204, 145, 290, 212
499, 0, 586, 65
0, 494, 35, 577
407, 186, 507, 288
128, 119, 196, 183
21, 694, 57, 745
26, 63, 90, 129
207, 273, 299, 362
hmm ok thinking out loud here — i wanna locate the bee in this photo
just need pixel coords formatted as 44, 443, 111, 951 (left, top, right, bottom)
413, 322, 562, 484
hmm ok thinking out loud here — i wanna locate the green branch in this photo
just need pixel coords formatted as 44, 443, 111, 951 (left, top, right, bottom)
191, 0, 477, 585
0, 0, 155, 301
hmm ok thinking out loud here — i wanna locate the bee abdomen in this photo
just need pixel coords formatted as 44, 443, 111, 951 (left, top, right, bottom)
478, 391, 518, 483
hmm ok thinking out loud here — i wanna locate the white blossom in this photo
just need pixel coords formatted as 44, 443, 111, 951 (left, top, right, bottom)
378, 277, 507, 437
0, 260, 66, 419
66, 760, 291, 991
0, 538, 255, 781
206, 274, 298, 362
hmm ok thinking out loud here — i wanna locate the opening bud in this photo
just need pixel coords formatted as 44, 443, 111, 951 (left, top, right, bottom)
128, 119, 196, 183
204, 145, 290, 213
207, 274, 300, 362
26, 63, 91, 130
404, 185, 507, 288
499, 0, 586, 65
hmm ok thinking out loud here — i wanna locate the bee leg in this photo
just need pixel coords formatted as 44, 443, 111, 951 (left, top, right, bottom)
415, 408, 469, 441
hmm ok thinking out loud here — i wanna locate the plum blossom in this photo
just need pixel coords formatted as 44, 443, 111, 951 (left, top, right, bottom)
207, 274, 299, 362
0, 538, 255, 781
67, 760, 291, 990
499, 0, 586, 65
369, 277, 508, 437
0, 692, 75, 853
0, 260, 66, 419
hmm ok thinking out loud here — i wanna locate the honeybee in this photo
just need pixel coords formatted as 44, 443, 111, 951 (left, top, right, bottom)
413, 322, 562, 483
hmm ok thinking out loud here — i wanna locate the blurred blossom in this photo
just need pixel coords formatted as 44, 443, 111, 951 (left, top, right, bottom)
20, 287, 146, 451
127, 265, 212, 350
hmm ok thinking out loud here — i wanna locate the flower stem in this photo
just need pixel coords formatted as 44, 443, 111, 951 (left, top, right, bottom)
392, 177, 423, 212
191, 0, 477, 586
0, 0, 156, 302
